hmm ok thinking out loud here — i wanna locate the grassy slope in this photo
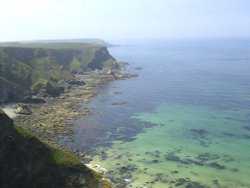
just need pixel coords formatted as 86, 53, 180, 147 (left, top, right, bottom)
0, 42, 117, 102
0, 38, 112, 47
0, 110, 111, 188
0, 43, 107, 70
0, 42, 103, 49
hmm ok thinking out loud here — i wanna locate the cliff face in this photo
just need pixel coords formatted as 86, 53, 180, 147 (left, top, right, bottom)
0, 43, 119, 103
0, 109, 111, 188
0, 77, 25, 103
88, 47, 118, 70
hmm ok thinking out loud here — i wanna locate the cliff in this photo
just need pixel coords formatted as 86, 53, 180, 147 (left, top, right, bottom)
0, 42, 119, 103
0, 109, 111, 188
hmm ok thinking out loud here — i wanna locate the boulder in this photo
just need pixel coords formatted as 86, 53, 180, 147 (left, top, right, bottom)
67, 79, 86, 86
106, 69, 114, 75
16, 104, 32, 115
45, 82, 64, 97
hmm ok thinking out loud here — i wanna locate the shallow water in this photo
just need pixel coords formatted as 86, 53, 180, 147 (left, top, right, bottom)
90, 103, 250, 187
62, 39, 250, 187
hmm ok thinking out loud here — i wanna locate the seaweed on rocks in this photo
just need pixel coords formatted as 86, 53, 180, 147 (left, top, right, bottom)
213, 179, 219, 185
208, 162, 226, 170
230, 168, 239, 172
171, 178, 208, 188
190, 129, 208, 138
151, 159, 161, 163
153, 173, 169, 183
164, 151, 228, 171
244, 135, 250, 139
117, 165, 139, 174
242, 126, 250, 131
222, 132, 237, 137
165, 153, 181, 162
185, 181, 207, 188
165, 152, 194, 165
145, 150, 162, 158
196, 153, 220, 162
221, 154, 234, 163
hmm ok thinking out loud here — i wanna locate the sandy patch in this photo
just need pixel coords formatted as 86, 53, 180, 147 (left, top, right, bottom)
1, 105, 17, 119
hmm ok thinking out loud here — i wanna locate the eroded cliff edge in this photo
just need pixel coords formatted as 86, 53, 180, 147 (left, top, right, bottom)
0, 43, 119, 103
0, 109, 111, 188
0, 41, 120, 188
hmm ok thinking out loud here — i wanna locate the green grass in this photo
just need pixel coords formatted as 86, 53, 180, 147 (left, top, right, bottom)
0, 42, 103, 50
102, 59, 117, 68
47, 146, 82, 165
69, 57, 81, 69
31, 56, 73, 87
11, 61, 32, 83
14, 125, 82, 166
0, 42, 116, 102
14, 126, 33, 138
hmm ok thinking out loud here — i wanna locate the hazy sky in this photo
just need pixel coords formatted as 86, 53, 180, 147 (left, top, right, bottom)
0, 0, 250, 42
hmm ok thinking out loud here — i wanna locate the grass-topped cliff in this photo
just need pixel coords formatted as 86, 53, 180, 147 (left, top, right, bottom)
0, 41, 119, 103
0, 109, 111, 188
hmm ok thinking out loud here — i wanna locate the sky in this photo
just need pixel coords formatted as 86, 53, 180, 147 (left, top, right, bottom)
0, 0, 250, 42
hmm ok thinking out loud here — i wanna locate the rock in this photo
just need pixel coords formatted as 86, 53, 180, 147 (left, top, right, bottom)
151, 160, 160, 163
45, 81, 64, 97
111, 102, 128, 106
190, 128, 208, 138
196, 153, 220, 162
135, 67, 143, 70
22, 96, 46, 103
113, 91, 123, 95
243, 126, 250, 131
165, 153, 181, 162
244, 135, 250, 139
208, 162, 225, 170
124, 179, 131, 183
100, 167, 108, 174
106, 69, 114, 75
67, 79, 86, 86
16, 104, 32, 115
119, 61, 130, 66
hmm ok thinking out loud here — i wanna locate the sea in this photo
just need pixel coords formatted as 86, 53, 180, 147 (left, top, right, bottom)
62, 38, 250, 188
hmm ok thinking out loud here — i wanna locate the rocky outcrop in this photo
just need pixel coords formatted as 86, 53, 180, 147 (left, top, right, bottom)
16, 104, 32, 115
0, 42, 119, 103
87, 47, 119, 70
0, 109, 111, 188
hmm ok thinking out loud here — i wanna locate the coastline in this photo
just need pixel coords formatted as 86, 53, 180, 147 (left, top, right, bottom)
13, 68, 136, 158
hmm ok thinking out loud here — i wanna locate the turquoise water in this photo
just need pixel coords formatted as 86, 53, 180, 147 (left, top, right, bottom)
63, 39, 250, 187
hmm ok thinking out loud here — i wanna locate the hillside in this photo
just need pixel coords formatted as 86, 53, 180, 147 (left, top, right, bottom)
0, 109, 111, 188
0, 42, 119, 103
0, 38, 113, 47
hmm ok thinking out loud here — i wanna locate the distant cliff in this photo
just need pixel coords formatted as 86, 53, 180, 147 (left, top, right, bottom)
0, 109, 111, 188
0, 43, 119, 103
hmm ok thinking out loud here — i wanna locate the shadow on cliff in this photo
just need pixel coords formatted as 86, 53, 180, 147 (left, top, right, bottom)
0, 109, 111, 188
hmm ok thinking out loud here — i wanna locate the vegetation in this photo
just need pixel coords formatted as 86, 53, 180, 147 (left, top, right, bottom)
0, 42, 118, 103
0, 40, 116, 187
0, 110, 111, 188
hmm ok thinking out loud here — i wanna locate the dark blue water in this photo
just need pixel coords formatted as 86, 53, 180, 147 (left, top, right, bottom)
65, 39, 250, 187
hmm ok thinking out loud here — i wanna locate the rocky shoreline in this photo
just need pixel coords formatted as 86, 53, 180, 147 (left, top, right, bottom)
13, 69, 136, 159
